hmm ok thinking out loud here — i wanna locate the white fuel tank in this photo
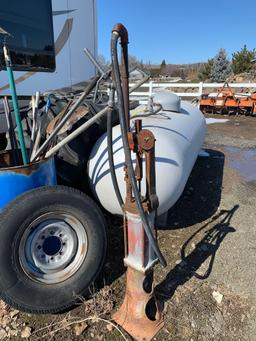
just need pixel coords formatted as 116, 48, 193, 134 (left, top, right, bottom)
88, 93, 206, 216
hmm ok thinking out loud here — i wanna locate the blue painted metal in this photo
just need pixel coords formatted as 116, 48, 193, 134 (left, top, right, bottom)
0, 157, 57, 209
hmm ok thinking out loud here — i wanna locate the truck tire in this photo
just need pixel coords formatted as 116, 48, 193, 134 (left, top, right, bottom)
0, 186, 107, 314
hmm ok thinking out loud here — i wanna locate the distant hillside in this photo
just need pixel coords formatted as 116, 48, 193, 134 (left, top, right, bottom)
142, 62, 206, 81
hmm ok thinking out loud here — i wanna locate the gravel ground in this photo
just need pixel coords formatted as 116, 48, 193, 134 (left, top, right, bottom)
153, 114, 256, 340
1, 114, 256, 340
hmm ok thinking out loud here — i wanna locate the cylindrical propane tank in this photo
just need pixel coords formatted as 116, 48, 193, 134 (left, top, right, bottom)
88, 92, 206, 216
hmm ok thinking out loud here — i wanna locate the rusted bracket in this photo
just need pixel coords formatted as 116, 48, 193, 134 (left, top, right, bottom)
127, 121, 159, 213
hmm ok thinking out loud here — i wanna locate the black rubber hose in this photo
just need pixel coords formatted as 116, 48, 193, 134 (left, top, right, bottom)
111, 32, 167, 267
107, 106, 124, 209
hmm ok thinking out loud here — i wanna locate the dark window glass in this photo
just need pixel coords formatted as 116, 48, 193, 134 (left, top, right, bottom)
0, 0, 55, 72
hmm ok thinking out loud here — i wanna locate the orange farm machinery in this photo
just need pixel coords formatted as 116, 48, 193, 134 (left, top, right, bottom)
199, 82, 256, 116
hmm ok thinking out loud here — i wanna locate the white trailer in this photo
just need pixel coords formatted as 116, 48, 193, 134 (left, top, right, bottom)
0, 0, 97, 96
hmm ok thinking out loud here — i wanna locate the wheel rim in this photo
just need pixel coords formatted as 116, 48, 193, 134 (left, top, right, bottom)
19, 211, 88, 284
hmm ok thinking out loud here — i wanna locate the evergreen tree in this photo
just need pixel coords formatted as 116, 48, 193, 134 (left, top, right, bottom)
198, 59, 214, 81
232, 45, 256, 74
210, 49, 231, 82
160, 59, 166, 74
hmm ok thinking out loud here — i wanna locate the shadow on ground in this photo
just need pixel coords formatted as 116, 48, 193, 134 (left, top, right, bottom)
159, 149, 225, 229
100, 148, 227, 288
156, 205, 238, 302
97, 214, 126, 288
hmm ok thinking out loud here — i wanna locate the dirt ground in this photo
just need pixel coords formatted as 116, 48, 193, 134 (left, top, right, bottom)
1, 114, 256, 340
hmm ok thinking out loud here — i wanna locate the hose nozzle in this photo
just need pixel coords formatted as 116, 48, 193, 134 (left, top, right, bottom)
112, 23, 129, 46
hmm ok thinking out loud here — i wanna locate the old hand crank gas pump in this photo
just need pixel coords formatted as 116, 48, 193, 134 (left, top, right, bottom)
111, 23, 167, 341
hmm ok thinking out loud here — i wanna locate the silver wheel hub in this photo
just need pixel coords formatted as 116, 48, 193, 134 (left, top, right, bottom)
19, 212, 88, 284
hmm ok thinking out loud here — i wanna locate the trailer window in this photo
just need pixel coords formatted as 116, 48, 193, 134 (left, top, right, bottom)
0, 0, 55, 72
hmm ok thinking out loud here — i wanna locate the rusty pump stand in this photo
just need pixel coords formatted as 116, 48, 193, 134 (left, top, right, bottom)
111, 24, 167, 341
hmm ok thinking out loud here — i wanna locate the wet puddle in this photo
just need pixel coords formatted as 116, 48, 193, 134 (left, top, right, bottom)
206, 118, 229, 125
224, 146, 256, 183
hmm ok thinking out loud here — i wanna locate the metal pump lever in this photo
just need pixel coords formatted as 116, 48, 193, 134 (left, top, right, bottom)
84, 48, 108, 78
84, 48, 111, 103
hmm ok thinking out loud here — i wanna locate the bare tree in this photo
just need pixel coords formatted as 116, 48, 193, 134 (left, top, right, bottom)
128, 55, 141, 69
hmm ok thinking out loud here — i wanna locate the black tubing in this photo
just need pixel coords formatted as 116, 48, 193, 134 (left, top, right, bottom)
111, 31, 167, 267
107, 107, 124, 209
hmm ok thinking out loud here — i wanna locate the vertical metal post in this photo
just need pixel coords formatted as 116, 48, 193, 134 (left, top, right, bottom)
149, 80, 154, 97
199, 81, 203, 97
3, 45, 28, 165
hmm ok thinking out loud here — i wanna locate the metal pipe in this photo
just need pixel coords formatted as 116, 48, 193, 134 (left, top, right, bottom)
112, 24, 130, 130
31, 75, 100, 162
3, 45, 28, 165
30, 124, 41, 162
45, 106, 109, 159
111, 26, 167, 267
2, 97, 19, 165
84, 48, 106, 77
30, 91, 40, 156
129, 75, 150, 94
30, 96, 36, 144
30, 95, 53, 161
